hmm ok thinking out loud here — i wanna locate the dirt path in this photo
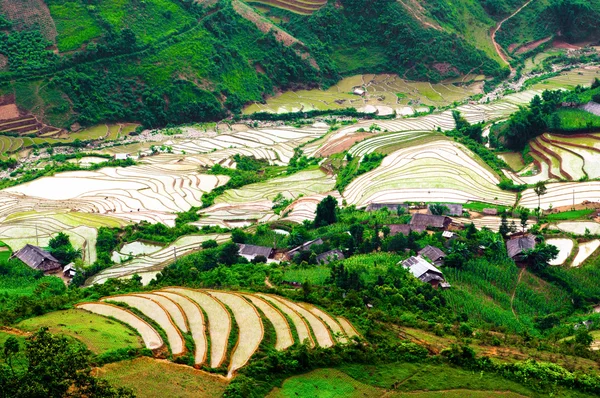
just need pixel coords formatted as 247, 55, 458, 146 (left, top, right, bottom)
264, 276, 273, 288
491, 0, 535, 74
510, 267, 526, 319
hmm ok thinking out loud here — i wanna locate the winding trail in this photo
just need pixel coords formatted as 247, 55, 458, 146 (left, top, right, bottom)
510, 267, 526, 319
491, 0, 536, 74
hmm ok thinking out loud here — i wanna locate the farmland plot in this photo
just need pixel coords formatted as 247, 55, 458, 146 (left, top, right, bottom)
344, 140, 515, 207
152, 292, 207, 365
281, 192, 343, 224
77, 289, 357, 375
167, 288, 231, 369
572, 240, 600, 267
102, 295, 185, 355
87, 234, 230, 285
556, 221, 600, 235
545, 239, 574, 265
208, 291, 263, 376
520, 182, 600, 210
454, 216, 534, 232
76, 303, 163, 351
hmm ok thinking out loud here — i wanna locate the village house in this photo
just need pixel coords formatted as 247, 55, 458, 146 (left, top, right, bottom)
410, 213, 452, 230
353, 87, 366, 96
114, 153, 129, 161
506, 235, 536, 262
366, 203, 409, 213
63, 263, 77, 279
418, 245, 446, 266
237, 244, 273, 262
428, 203, 463, 217
401, 255, 450, 289
482, 208, 498, 216
316, 249, 345, 264
285, 238, 324, 260
11, 244, 62, 274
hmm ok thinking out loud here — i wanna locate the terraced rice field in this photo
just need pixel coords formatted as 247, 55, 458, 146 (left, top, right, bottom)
545, 238, 574, 265
247, 0, 327, 15
555, 221, 600, 235
343, 139, 516, 207
571, 240, 600, 267
520, 182, 600, 210
281, 192, 343, 224
87, 234, 230, 285
528, 133, 600, 180
77, 289, 357, 377
244, 74, 483, 115
2, 165, 230, 226
454, 216, 533, 233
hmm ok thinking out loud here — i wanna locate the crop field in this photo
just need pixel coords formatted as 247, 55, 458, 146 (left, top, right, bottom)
528, 133, 600, 180
520, 182, 600, 210
96, 357, 228, 398
246, 0, 327, 15
531, 67, 600, 91
2, 165, 230, 226
281, 192, 343, 224
545, 238, 574, 265
76, 288, 357, 376
244, 74, 483, 115
555, 221, 600, 235
571, 240, 600, 267
76, 303, 164, 351
454, 216, 534, 233
18, 309, 143, 354
87, 233, 230, 285
102, 295, 186, 356
343, 140, 515, 207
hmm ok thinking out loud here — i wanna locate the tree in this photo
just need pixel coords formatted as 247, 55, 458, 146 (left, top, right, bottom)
2, 336, 19, 373
47, 232, 81, 265
231, 228, 247, 244
523, 242, 559, 271
349, 223, 365, 244
499, 212, 510, 238
533, 181, 547, 220
314, 195, 338, 227
0, 328, 134, 397
429, 204, 450, 216
519, 209, 530, 232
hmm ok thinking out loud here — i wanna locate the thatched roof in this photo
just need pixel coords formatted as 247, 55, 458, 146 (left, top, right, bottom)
237, 244, 273, 259
366, 203, 409, 212
402, 256, 445, 283
316, 249, 345, 264
483, 208, 498, 216
12, 244, 62, 272
410, 213, 450, 229
388, 224, 426, 236
506, 235, 536, 259
418, 245, 446, 263
428, 203, 463, 216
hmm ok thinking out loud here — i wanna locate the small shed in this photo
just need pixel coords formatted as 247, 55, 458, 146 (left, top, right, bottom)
418, 245, 446, 265
285, 238, 324, 260
114, 153, 129, 161
237, 244, 273, 261
402, 256, 448, 288
410, 213, 451, 230
483, 208, 498, 216
428, 203, 463, 216
506, 235, 536, 262
316, 249, 345, 264
366, 203, 409, 213
12, 244, 62, 274
442, 231, 454, 239
63, 262, 76, 278
353, 88, 366, 96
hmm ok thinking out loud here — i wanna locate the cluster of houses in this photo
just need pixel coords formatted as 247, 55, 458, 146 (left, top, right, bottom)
11, 244, 76, 280
237, 237, 345, 265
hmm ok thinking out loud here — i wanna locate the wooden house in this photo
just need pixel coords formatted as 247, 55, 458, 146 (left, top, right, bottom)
428, 203, 463, 216
418, 245, 446, 265
316, 249, 345, 264
506, 235, 536, 262
285, 238, 324, 260
11, 244, 62, 274
410, 213, 452, 230
401, 256, 450, 288
237, 244, 273, 262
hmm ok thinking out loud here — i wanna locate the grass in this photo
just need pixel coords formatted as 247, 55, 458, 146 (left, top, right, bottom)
282, 266, 330, 285
462, 202, 510, 213
49, 1, 103, 52
498, 152, 526, 171
546, 209, 595, 221
96, 357, 228, 398
17, 309, 143, 354
267, 368, 382, 398
553, 109, 600, 131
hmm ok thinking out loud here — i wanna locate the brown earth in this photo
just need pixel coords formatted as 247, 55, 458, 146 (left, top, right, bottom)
0, 0, 57, 43
316, 132, 373, 157
515, 36, 553, 55
0, 104, 20, 121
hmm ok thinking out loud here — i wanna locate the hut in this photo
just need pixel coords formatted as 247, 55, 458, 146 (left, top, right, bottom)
237, 244, 273, 262
316, 249, 345, 264
401, 256, 449, 288
285, 238, 324, 260
506, 235, 536, 262
418, 245, 446, 265
427, 203, 463, 216
12, 244, 62, 274
410, 213, 452, 230
63, 262, 77, 278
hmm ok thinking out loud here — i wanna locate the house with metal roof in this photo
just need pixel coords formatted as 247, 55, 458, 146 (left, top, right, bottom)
506, 235, 536, 262
418, 245, 446, 265
11, 244, 62, 274
285, 238, 324, 260
237, 244, 273, 262
401, 255, 449, 288
410, 213, 452, 230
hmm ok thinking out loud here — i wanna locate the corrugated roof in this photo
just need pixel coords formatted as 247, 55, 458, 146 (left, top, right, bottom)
316, 249, 345, 264
410, 213, 449, 229
418, 245, 446, 262
287, 238, 324, 257
237, 244, 273, 258
402, 255, 444, 280
12, 244, 62, 272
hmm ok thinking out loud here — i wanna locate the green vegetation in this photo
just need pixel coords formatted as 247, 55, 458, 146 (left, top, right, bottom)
546, 209, 595, 221
17, 309, 144, 354
335, 152, 385, 192
549, 108, 600, 131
